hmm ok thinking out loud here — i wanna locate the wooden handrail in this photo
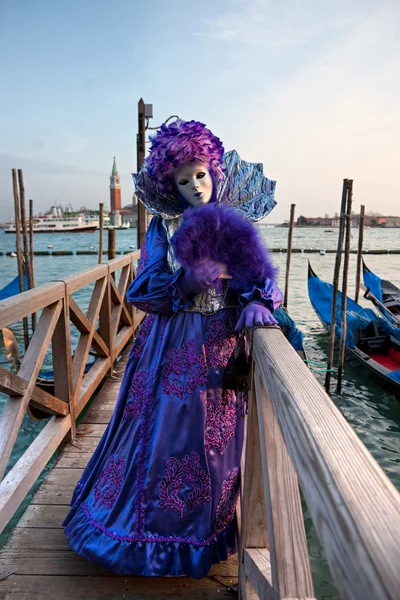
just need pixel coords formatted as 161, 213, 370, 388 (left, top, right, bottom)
240, 327, 400, 600
0, 252, 144, 534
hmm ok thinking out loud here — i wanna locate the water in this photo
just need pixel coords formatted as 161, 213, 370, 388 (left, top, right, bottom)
0, 226, 399, 597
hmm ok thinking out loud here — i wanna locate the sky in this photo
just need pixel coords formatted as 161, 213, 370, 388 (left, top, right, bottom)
0, 0, 399, 223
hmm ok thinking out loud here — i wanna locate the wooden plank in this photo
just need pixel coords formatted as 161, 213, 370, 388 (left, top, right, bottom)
99, 274, 112, 367
254, 369, 314, 598
0, 300, 63, 480
43, 467, 83, 486
77, 423, 107, 437
0, 281, 64, 328
59, 263, 108, 294
0, 574, 234, 599
0, 368, 68, 416
52, 298, 75, 438
112, 325, 135, 360
31, 483, 77, 505
16, 504, 68, 528
69, 297, 109, 357
252, 327, 400, 600
76, 357, 112, 415
81, 407, 115, 425
0, 552, 237, 578
72, 277, 107, 397
108, 253, 136, 273
0, 415, 71, 534
243, 548, 275, 600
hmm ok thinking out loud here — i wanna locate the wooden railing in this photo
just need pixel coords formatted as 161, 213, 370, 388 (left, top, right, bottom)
239, 327, 400, 600
0, 252, 145, 533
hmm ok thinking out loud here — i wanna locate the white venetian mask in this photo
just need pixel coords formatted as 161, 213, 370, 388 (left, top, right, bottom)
173, 161, 213, 206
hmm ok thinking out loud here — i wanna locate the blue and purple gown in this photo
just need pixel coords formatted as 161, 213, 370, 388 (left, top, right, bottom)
63, 152, 282, 578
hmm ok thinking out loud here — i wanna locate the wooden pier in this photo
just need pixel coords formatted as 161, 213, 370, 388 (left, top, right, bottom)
1, 252, 400, 599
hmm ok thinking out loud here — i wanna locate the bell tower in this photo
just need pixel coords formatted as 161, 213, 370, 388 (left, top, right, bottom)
109, 157, 121, 213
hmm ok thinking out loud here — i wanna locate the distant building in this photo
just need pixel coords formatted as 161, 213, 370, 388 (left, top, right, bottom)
109, 157, 137, 227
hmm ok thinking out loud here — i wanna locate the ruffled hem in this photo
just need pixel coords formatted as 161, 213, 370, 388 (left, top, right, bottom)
63, 503, 237, 579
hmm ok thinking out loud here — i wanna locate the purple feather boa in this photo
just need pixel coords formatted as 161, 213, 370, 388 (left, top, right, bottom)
171, 203, 277, 292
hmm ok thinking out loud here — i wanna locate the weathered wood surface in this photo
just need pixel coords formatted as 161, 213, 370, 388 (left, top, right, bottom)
0, 346, 238, 598
252, 327, 400, 600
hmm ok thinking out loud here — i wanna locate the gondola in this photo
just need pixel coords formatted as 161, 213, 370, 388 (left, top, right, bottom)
0, 273, 28, 301
362, 260, 400, 326
307, 263, 400, 397
274, 306, 306, 361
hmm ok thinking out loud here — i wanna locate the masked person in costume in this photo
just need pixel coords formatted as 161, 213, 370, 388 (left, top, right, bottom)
63, 120, 283, 578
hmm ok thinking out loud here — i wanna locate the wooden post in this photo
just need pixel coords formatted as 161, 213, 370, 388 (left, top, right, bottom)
18, 171, 34, 295
98, 203, 104, 264
108, 227, 116, 261
355, 204, 365, 304
283, 203, 295, 309
136, 97, 147, 250
325, 179, 348, 392
29, 199, 37, 331
337, 180, 353, 394
12, 169, 29, 350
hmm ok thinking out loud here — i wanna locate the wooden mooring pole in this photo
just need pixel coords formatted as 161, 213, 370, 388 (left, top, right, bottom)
283, 203, 296, 309
108, 227, 116, 261
98, 202, 104, 264
18, 171, 34, 295
29, 198, 37, 331
355, 204, 365, 304
337, 180, 353, 394
325, 179, 348, 393
136, 98, 147, 250
12, 169, 29, 350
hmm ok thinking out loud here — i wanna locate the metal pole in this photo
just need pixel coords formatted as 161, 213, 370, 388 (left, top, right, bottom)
12, 169, 29, 350
29, 199, 37, 331
355, 204, 365, 303
337, 180, 353, 394
325, 179, 348, 392
98, 202, 104, 264
283, 203, 296, 309
136, 97, 147, 250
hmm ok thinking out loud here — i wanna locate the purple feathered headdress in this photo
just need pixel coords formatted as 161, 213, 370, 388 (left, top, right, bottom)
146, 120, 225, 195
171, 203, 277, 293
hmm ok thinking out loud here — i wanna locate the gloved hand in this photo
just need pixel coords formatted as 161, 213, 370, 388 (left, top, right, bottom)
235, 302, 277, 331
177, 260, 222, 297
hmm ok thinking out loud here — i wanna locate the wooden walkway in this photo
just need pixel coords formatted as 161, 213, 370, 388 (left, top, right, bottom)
0, 347, 238, 599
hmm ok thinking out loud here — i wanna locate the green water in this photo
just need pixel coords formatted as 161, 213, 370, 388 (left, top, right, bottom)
0, 226, 399, 598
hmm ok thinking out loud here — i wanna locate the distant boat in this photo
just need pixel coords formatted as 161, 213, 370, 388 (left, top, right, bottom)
324, 229, 335, 233
308, 263, 400, 397
362, 261, 400, 326
5, 213, 97, 234
319, 250, 326, 255
47, 245, 53, 249
10, 252, 17, 257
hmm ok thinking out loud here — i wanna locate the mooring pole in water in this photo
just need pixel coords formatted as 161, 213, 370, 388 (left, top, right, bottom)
12, 169, 29, 350
355, 204, 365, 304
18, 171, 34, 295
337, 180, 353, 394
98, 203, 104, 264
29, 198, 37, 331
108, 227, 116, 261
325, 179, 348, 393
283, 203, 296, 309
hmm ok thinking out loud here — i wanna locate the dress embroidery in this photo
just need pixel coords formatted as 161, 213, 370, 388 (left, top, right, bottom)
215, 468, 240, 532
132, 314, 157, 360
159, 452, 212, 517
162, 339, 207, 400
136, 236, 149, 276
205, 390, 237, 453
204, 317, 236, 369
125, 370, 154, 420
94, 454, 127, 509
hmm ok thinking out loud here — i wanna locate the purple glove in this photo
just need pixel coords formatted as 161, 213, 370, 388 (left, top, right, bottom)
235, 302, 277, 331
177, 260, 222, 297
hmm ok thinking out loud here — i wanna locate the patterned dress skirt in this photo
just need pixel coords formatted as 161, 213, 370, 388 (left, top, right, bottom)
63, 308, 244, 578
